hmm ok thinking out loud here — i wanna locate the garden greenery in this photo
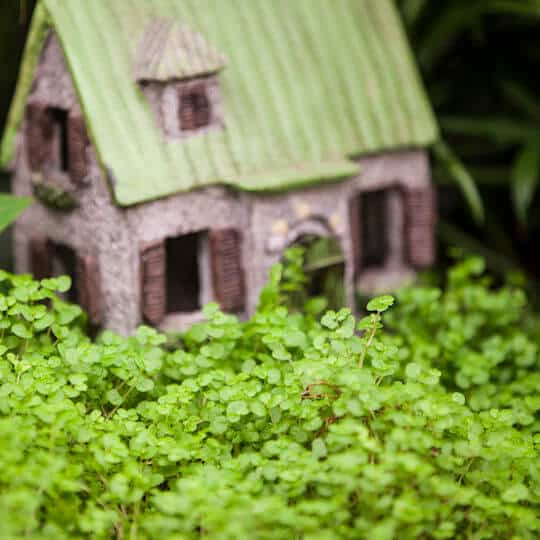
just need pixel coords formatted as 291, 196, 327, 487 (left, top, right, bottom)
1, 256, 540, 539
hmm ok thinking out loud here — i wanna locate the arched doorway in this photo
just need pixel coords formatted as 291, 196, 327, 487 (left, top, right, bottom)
283, 232, 346, 311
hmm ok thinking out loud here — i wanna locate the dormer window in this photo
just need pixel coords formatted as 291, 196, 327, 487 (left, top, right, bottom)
134, 18, 226, 139
179, 84, 211, 131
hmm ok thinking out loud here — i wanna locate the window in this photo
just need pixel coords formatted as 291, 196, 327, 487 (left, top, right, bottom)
179, 84, 211, 131
166, 232, 204, 313
361, 189, 390, 268
354, 186, 406, 271
30, 237, 102, 325
26, 104, 70, 173
50, 108, 69, 172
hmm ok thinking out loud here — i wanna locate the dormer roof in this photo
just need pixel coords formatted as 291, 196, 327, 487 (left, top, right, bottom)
134, 18, 226, 82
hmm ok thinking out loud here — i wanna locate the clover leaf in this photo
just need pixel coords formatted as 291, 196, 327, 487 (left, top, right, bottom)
366, 295, 395, 313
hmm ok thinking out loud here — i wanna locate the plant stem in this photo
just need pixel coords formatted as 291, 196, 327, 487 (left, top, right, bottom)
130, 502, 139, 540
359, 325, 377, 368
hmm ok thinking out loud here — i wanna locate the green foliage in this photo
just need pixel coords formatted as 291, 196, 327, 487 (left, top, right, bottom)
511, 139, 540, 225
432, 140, 484, 223
388, 256, 540, 419
1, 260, 540, 539
398, 0, 540, 279
0, 193, 32, 233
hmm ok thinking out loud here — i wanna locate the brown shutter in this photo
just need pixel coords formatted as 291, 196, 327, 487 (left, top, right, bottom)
30, 235, 53, 280
179, 91, 195, 131
348, 194, 361, 279
179, 84, 210, 131
140, 240, 166, 325
194, 89, 210, 128
406, 187, 437, 268
76, 253, 102, 325
26, 103, 54, 171
209, 229, 245, 313
68, 113, 90, 184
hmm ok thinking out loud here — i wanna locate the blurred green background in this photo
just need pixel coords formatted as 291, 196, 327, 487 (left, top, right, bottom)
404, 0, 540, 289
0, 0, 35, 269
1, 0, 540, 296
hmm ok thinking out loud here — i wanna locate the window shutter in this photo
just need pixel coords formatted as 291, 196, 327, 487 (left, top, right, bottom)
140, 240, 166, 325
179, 84, 211, 131
179, 91, 196, 131
348, 195, 361, 279
76, 253, 102, 325
406, 187, 437, 268
194, 91, 210, 128
26, 103, 54, 171
209, 229, 245, 313
68, 113, 90, 184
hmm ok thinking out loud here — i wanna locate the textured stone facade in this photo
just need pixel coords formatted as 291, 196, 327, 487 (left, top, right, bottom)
245, 150, 431, 313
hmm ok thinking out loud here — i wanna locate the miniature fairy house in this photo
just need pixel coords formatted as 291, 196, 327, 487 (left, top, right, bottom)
1, 0, 438, 335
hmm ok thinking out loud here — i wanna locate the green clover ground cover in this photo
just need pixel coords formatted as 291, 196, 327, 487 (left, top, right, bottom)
1, 258, 540, 539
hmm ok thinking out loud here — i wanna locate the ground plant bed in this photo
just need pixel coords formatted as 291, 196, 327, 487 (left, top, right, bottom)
1, 256, 540, 539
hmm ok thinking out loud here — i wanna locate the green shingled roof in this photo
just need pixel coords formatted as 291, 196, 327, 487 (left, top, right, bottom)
1, 0, 438, 206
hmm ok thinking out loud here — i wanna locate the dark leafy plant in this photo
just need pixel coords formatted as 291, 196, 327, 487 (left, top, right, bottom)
398, 0, 540, 281
1, 256, 540, 539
